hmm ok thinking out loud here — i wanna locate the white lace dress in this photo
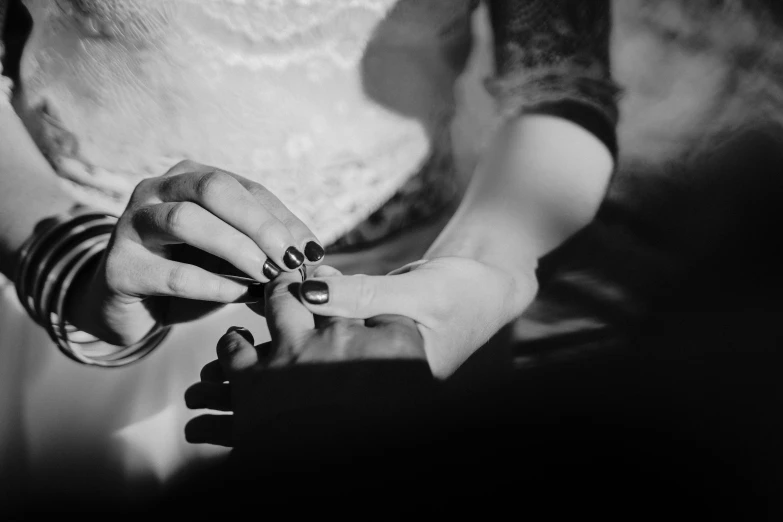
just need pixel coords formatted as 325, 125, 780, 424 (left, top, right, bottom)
0, 0, 502, 505
0, 0, 625, 507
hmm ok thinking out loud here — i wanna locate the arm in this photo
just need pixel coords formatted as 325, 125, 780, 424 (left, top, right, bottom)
292, 0, 620, 377
0, 0, 81, 277
428, 0, 618, 277
1, 3, 324, 359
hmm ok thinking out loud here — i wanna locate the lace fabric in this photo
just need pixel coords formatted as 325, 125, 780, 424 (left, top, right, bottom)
486, 0, 619, 141
2, 0, 619, 248
7, 0, 476, 247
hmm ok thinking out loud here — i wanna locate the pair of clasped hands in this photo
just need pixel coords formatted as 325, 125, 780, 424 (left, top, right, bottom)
76, 160, 530, 446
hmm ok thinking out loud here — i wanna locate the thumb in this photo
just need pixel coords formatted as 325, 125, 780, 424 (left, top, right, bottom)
297, 270, 432, 322
216, 326, 258, 375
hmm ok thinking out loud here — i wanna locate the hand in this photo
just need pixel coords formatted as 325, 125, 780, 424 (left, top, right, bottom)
185, 267, 430, 448
68, 160, 325, 345
295, 257, 538, 378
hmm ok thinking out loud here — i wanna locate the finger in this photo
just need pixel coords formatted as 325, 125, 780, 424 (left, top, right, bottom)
217, 327, 259, 375
247, 266, 314, 317
133, 202, 281, 282
200, 359, 226, 383
264, 270, 314, 359
185, 414, 234, 447
134, 253, 262, 303
298, 271, 430, 322
232, 177, 325, 265
184, 382, 232, 411
158, 168, 306, 272
309, 265, 355, 326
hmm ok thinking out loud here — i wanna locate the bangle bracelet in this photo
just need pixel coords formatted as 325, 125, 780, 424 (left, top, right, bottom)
34, 220, 116, 325
15, 209, 170, 367
16, 212, 116, 324
49, 234, 171, 366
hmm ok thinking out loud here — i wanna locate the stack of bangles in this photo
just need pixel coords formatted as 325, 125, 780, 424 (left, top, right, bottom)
13, 209, 171, 367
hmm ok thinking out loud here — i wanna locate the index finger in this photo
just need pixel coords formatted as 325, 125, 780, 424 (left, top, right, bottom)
265, 270, 314, 362
233, 177, 325, 265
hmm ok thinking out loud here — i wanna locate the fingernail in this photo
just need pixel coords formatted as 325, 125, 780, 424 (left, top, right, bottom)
283, 247, 305, 269
262, 259, 281, 280
301, 280, 329, 305
248, 283, 265, 298
304, 241, 325, 262
226, 326, 254, 344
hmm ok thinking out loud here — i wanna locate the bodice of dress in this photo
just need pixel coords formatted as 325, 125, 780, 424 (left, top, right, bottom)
5, 0, 476, 245
1, 0, 622, 248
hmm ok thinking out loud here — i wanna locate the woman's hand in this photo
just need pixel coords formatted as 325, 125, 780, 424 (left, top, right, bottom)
69, 160, 325, 345
296, 257, 538, 379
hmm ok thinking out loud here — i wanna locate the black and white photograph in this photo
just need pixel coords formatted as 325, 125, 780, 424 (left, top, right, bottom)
1, 0, 783, 519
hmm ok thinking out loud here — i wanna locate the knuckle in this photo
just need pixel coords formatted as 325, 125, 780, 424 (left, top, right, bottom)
281, 215, 305, 232
165, 265, 191, 295
246, 183, 268, 201
195, 170, 232, 200
129, 178, 155, 204
247, 184, 281, 210
162, 202, 193, 234
253, 218, 286, 244
170, 159, 199, 174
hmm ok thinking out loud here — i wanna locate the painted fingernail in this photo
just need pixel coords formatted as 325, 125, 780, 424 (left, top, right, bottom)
262, 259, 281, 280
304, 241, 325, 262
301, 280, 329, 305
226, 326, 254, 344
248, 283, 265, 298
283, 247, 305, 269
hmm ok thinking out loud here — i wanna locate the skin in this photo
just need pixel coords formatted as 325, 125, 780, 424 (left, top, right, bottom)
185, 266, 428, 447
301, 116, 614, 378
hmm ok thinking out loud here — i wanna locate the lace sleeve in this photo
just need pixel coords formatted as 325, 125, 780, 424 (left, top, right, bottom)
0, 0, 14, 107
485, 0, 620, 156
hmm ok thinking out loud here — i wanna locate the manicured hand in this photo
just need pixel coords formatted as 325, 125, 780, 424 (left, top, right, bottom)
69, 160, 325, 345
296, 257, 538, 378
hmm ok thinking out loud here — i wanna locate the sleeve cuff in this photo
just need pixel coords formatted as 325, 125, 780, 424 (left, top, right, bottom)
525, 100, 618, 160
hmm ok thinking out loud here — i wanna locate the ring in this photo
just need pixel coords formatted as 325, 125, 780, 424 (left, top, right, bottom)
298, 265, 307, 282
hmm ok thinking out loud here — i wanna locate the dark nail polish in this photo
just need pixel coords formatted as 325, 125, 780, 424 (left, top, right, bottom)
248, 283, 265, 298
283, 247, 305, 269
226, 326, 254, 344
262, 259, 281, 280
304, 241, 325, 262
301, 280, 329, 305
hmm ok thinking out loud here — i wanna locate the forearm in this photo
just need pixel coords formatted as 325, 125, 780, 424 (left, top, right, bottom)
427, 113, 614, 279
0, 105, 80, 277
429, 0, 618, 287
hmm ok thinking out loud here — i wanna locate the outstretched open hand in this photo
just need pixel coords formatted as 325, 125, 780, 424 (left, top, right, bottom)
296, 257, 538, 378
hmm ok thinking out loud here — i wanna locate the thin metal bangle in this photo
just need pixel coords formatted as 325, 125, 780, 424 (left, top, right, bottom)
35, 222, 116, 326
41, 235, 110, 347
15, 211, 112, 315
14, 214, 72, 322
51, 238, 171, 367
16, 213, 116, 323
30, 218, 117, 324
